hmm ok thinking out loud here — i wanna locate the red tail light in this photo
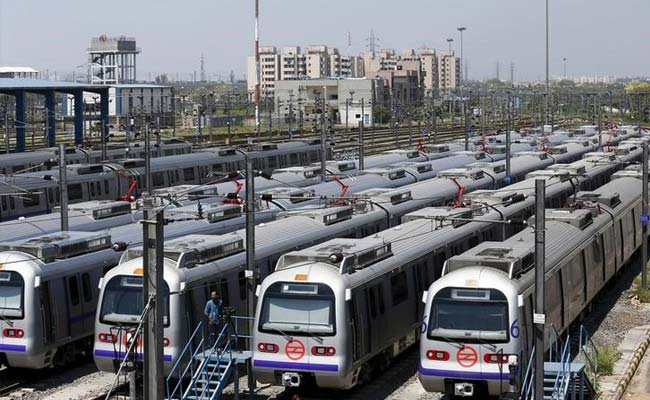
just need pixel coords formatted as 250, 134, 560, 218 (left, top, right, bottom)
163, 337, 170, 347
257, 343, 279, 353
311, 346, 336, 356
98, 332, 117, 343
3, 328, 24, 338
484, 353, 510, 364
425, 349, 450, 361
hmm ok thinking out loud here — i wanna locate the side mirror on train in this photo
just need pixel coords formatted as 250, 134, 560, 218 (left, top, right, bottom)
34, 276, 41, 288
421, 291, 428, 304
98, 277, 104, 290
345, 289, 351, 301
255, 285, 261, 297
517, 294, 524, 308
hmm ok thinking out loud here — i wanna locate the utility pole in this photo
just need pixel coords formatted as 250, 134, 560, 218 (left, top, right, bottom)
243, 151, 257, 397
506, 91, 512, 184
464, 94, 470, 151
320, 89, 327, 182
642, 142, 648, 289
59, 143, 68, 231
145, 123, 152, 195
142, 196, 164, 400
4, 104, 8, 154
358, 119, 364, 170
534, 179, 546, 400
254, 0, 261, 137
101, 120, 107, 161
598, 93, 603, 149
288, 89, 294, 136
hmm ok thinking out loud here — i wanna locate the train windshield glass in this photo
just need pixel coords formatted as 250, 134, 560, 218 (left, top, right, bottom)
259, 282, 336, 336
0, 272, 24, 319
428, 287, 509, 343
99, 275, 170, 326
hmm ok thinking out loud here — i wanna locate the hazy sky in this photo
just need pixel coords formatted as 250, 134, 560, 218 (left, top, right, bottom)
0, 0, 648, 81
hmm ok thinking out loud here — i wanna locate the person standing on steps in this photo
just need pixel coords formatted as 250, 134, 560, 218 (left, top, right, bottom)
204, 291, 224, 347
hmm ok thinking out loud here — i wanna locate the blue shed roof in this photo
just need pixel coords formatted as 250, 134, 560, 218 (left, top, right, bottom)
0, 78, 107, 91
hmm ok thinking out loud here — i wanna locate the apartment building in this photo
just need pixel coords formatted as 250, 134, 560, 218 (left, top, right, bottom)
438, 50, 460, 90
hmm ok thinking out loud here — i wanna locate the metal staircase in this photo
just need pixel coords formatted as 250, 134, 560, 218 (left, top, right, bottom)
517, 325, 597, 400
166, 316, 253, 400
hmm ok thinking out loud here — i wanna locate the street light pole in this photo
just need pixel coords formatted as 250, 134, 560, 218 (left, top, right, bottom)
457, 27, 467, 84
545, 0, 550, 126
59, 143, 68, 231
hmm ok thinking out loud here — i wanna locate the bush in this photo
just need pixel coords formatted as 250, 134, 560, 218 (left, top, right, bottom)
629, 276, 650, 303
597, 343, 621, 376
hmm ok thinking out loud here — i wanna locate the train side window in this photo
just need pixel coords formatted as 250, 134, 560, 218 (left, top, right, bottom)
390, 271, 408, 306
368, 288, 377, 319
9, 196, 14, 210
238, 271, 247, 301
377, 284, 385, 314
152, 172, 165, 187
68, 184, 83, 201
68, 276, 80, 306
104, 180, 109, 194
55, 187, 60, 203
81, 273, 92, 303
48, 188, 54, 202
90, 182, 96, 197
24, 193, 40, 207
290, 153, 299, 165
184, 167, 196, 182
1, 196, 6, 211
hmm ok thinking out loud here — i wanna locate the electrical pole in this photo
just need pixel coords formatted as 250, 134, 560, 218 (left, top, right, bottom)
506, 91, 512, 184
145, 123, 152, 195
101, 120, 107, 161
464, 94, 470, 151
243, 151, 257, 396
358, 119, 364, 170
545, 0, 550, 126
254, 0, 261, 137
534, 179, 546, 400
142, 196, 164, 400
320, 90, 327, 182
642, 142, 648, 289
59, 143, 68, 231
598, 93, 603, 149
4, 105, 8, 154
432, 89, 437, 144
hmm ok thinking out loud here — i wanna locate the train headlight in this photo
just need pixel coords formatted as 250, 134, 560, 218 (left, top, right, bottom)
425, 349, 450, 361
484, 353, 511, 364
257, 343, 279, 353
98, 332, 117, 343
311, 346, 336, 356
3, 328, 24, 338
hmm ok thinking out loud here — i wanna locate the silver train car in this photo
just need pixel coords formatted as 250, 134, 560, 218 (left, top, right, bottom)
419, 175, 643, 397
0, 138, 192, 175
250, 148, 643, 390
92, 142, 636, 378
0, 211, 258, 369
0, 140, 325, 221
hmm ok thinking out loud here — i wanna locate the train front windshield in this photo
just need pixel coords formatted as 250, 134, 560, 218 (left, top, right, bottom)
259, 282, 336, 336
99, 275, 170, 325
0, 271, 23, 319
428, 288, 508, 343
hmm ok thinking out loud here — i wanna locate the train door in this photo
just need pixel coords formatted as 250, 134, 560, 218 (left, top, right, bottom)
65, 274, 85, 338
80, 273, 95, 332
352, 290, 370, 361
39, 282, 54, 345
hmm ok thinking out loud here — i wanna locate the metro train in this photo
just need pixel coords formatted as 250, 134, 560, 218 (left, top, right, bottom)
0, 207, 276, 369
91, 141, 640, 376
0, 138, 192, 175
0, 140, 325, 221
418, 174, 644, 397
248, 162, 646, 390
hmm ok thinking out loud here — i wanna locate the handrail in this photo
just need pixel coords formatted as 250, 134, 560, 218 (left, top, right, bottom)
166, 320, 205, 400
579, 325, 599, 392
551, 334, 572, 400
187, 322, 233, 400
519, 348, 536, 400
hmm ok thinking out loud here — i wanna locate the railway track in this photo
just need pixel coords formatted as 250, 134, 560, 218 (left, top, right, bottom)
0, 117, 579, 156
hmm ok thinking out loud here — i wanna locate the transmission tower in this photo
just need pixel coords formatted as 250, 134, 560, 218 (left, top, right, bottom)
496, 61, 500, 81
366, 29, 379, 58
200, 53, 206, 83
510, 62, 515, 83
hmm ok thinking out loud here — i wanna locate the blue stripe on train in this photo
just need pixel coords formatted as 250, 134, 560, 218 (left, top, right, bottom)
0, 344, 26, 352
94, 349, 172, 362
418, 364, 509, 380
254, 359, 339, 372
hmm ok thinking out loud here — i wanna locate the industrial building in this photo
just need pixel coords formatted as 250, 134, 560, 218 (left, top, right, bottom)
88, 35, 140, 85
0, 67, 40, 79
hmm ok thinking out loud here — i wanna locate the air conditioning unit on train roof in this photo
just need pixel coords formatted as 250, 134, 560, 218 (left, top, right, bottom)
277, 237, 393, 274
0, 231, 112, 262
62, 200, 132, 219
513, 151, 548, 160
296, 206, 354, 226
402, 206, 473, 228
528, 208, 594, 230
158, 234, 245, 269
575, 191, 621, 208
427, 144, 450, 153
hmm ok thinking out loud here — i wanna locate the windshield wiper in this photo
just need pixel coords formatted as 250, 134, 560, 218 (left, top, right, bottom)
304, 330, 324, 344
0, 313, 14, 327
433, 335, 463, 349
270, 327, 293, 342
474, 336, 498, 351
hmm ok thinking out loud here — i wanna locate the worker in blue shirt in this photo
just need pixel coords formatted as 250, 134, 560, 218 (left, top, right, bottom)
204, 291, 224, 347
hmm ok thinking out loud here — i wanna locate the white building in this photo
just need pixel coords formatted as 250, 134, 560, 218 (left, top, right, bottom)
0, 67, 40, 79
438, 50, 460, 90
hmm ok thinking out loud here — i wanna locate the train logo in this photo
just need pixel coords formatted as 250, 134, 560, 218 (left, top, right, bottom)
285, 339, 306, 361
456, 345, 478, 368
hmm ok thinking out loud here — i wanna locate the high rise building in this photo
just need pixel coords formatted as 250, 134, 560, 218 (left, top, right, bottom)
438, 50, 460, 90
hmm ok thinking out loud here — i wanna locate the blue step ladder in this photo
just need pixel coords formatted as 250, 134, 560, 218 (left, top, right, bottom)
166, 316, 253, 400
517, 325, 597, 400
